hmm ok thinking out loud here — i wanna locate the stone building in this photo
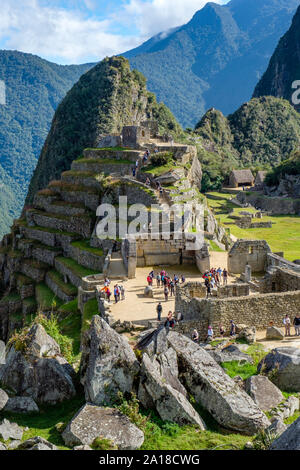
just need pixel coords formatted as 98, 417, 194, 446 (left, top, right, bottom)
229, 169, 254, 188
122, 125, 151, 148
228, 239, 272, 274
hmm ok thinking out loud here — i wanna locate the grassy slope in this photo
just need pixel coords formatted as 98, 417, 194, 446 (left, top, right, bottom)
206, 191, 300, 261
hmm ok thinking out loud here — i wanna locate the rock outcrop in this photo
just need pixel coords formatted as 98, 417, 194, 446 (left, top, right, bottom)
266, 326, 284, 340
140, 353, 206, 429
0, 389, 8, 411
4, 397, 39, 414
167, 331, 270, 434
0, 419, 23, 441
245, 376, 283, 411
17, 436, 58, 451
270, 416, 300, 450
258, 347, 300, 391
0, 324, 76, 404
80, 316, 139, 405
209, 344, 253, 365
0, 340, 5, 364
62, 404, 144, 450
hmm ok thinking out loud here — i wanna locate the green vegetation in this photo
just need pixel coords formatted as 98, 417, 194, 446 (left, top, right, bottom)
265, 151, 300, 186
55, 257, 100, 278
36, 314, 74, 364
47, 270, 78, 297
35, 283, 63, 310
206, 191, 300, 261
71, 240, 104, 257
220, 342, 267, 380
82, 298, 98, 333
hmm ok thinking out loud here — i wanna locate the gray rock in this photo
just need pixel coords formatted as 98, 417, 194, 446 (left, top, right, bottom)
0, 442, 6, 450
270, 416, 300, 450
270, 396, 300, 420
155, 348, 187, 396
17, 436, 58, 450
141, 354, 206, 429
209, 345, 253, 364
245, 376, 284, 411
73, 445, 93, 450
0, 389, 9, 411
258, 347, 300, 391
167, 331, 270, 435
0, 340, 5, 364
144, 286, 153, 298
0, 419, 23, 441
267, 418, 287, 437
8, 440, 22, 449
62, 404, 144, 450
0, 324, 76, 405
137, 327, 168, 358
4, 397, 39, 414
266, 326, 284, 340
237, 326, 256, 344
80, 316, 139, 406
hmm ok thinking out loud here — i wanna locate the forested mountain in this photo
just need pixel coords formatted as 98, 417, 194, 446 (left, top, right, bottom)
0, 51, 93, 237
253, 4, 300, 112
25, 56, 181, 204
125, 0, 299, 127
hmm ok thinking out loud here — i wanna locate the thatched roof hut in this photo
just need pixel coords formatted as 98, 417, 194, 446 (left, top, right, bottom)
229, 169, 254, 188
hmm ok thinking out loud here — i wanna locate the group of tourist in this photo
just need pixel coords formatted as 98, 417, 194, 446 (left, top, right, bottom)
191, 319, 235, 344
203, 267, 228, 297
156, 304, 183, 325
101, 278, 125, 304
147, 270, 186, 302
282, 314, 300, 337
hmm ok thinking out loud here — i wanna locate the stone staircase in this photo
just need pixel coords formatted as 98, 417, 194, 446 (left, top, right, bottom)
107, 251, 127, 280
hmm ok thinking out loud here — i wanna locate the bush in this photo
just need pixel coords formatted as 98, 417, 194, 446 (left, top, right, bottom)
115, 392, 149, 432
35, 313, 74, 363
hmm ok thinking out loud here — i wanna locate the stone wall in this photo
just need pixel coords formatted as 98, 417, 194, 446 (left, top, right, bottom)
261, 267, 300, 293
69, 245, 104, 273
236, 191, 300, 216
228, 239, 272, 274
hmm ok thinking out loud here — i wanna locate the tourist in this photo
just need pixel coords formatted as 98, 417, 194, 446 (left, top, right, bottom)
106, 287, 111, 303
135, 159, 139, 168
146, 177, 151, 186
120, 285, 125, 301
283, 314, 291, 337
147, 275, 153, 286
192, 329, 199, 343
156, 273, 161, 287
170, 280, 175, 296
230, 320, 236, 336
114, 285, 119, 304
173, 274, 179, 285
156, 302, 162, 321
219, 324, 225, 337
164, 285, 169, 301
207, 325, 214, 341
223, 268, 228, 286
132, 167, 136, 178
181, 274, 186, 284
293, 314, 300, 336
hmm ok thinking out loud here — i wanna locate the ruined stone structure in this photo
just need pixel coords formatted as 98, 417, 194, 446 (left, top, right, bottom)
228, 240, 272, 274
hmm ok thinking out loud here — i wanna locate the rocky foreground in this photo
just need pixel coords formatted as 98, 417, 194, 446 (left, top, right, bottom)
0, 317, 300, 450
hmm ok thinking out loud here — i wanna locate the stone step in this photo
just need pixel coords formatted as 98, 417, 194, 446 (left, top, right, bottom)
26, 209, 94, 239
54, 257, 100, 288
47, 180, 101, 211
18, 238, 62, 266
20, 259, 48, 283
70, 240, 105, 272
71, 159, 133, 177
22, 296, 37, 316
82, 148, 141, 163
15, 273, 35, 300
34, 194, 87, 217
45, 270, 78, 303
61, 170, 103, 190
35, 283, 64, 310
107, 252, 127, 280
19, 224, 80, 249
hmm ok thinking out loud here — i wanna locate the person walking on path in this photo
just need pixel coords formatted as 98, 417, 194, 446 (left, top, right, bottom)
156, 273, 161, 287
230, 320, 236, 336
156, 302, 162, 321
293, 314, 300, 336
283, 314, 291, 336
223, 268, 228, 286
164, 285, 169, 301
170, 280, 175, 297
120, 285, 125, 301
114, 285, 119, 304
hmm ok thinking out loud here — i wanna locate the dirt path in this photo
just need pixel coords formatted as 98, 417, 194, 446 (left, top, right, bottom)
256, 328, 300, 350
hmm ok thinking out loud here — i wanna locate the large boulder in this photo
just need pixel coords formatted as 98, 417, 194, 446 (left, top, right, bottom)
258, 347, 300, 391
144, 286, 153, 298
245, 376, 283, 411
140, 353, 206, 429
0, 442, 6, 450
209, 345, 253, 365
17, 436, 58, 451
0, 389, 8, 411
270, 416, 300, 450
0, 324, 76, 404
137, 327, 169, 358
266, 418, 287, 437
62, 404, 144, 450
167, 331, 270, 435
0, 419, 23, 441
266, 326, 284, 340
80, 316, 139, 406
4, 397, 39, 414
237, 326, 256, 344
270, 396, 300, 421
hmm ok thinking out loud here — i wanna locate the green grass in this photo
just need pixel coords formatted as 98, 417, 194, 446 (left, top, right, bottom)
206, 191, 300, 260
47, 270, 78, 297
209, 240, 224, 252
35, 283, 63, 310
0, 395, 84, 450
75, 158, 133, 165
0, 291, 21, 304
71, 240, 104, 257
55, 257, 100, 278
82, 298, 98, 333
142, 163, 177, 177
221, 342, 268, 380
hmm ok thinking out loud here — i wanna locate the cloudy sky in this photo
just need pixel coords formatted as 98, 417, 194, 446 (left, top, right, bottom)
0, 0, 228, 64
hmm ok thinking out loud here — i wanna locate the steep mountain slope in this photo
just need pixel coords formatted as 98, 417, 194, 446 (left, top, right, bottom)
253, 4, 300, 112
124, 0, 299, 128
0, 50, 93, 237
194, 96, 300, 190
25, 56, 181, 205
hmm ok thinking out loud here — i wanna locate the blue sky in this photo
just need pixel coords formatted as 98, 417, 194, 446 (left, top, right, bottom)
0, 0, 228, 64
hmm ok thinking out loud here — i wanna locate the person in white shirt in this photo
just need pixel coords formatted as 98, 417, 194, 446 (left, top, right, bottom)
283, 314, 291, 336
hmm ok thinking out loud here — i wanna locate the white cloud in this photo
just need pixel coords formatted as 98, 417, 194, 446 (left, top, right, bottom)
0, 0, 227, 64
